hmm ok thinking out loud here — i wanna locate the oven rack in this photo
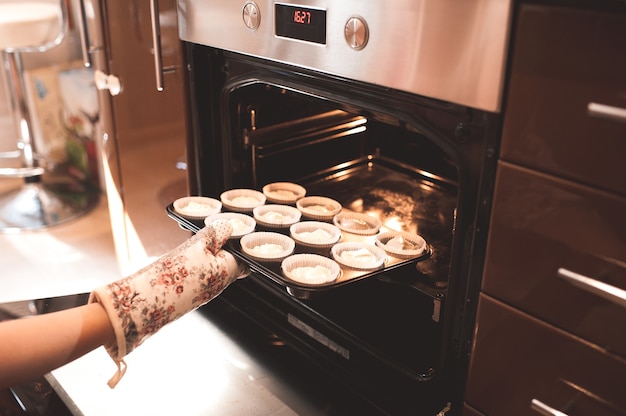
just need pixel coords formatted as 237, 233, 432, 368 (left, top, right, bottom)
166, 203, 431, 296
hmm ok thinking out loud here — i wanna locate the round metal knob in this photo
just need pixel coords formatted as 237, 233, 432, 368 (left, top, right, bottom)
242, 2, 260, 30
344, 16, 368, 50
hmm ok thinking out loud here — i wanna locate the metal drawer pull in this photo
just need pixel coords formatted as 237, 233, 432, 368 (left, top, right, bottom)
531, 399, 568, 416
77, 0, 92, 67
150, 0, 165, 91
558, 268, 626, 309
587, 102, 626, 123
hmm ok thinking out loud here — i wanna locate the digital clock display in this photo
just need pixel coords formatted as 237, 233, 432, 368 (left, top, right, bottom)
275, 4, 326, 45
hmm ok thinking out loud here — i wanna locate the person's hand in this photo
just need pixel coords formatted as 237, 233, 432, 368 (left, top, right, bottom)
90, 220, 249, 387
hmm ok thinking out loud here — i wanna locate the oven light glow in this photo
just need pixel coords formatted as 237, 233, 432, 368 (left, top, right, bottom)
383, 216, 404, 232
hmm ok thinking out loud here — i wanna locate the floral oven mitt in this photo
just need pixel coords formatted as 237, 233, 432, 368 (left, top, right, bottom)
89, 220, 249, 387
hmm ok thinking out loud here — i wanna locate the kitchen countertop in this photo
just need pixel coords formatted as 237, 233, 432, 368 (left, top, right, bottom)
0, 181, 120, 304
50, 298, 383, 416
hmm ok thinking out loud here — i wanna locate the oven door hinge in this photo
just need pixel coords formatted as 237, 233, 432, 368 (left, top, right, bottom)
436, 402, 452, 416
432, 290, 446, 323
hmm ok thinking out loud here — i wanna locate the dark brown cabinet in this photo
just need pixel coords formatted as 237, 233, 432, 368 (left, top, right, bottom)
482, 163, 626, 357
500, 3, 626, 197
466, 295, 626, 416
84, 0, 190, 271
465, 2, 626, 415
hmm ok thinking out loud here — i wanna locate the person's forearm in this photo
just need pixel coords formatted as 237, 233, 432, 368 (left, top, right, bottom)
0, 302, 115, 390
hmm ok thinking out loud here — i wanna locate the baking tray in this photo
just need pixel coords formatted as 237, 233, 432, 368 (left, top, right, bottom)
166, 203, 431, 293
166, 158, 456, 295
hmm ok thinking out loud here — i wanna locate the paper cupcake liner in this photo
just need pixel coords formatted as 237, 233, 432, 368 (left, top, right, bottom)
204, 212, 256, 238
262, 182, 306, 204
333, 212, 382, 236
374, 231, 427, 259
240, 232, 295, 262
253, 204, 301, 229
281, 254, 341, 286
296, 196, 342, 221
331, 242, 386, 271
289, 221, 342, 248
220, 189, 266, 213
173, 196, 222, 220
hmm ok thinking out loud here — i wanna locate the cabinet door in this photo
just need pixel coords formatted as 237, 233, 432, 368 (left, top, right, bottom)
500, 4, 626, 196
482, 162, 626, 357
93, 0, 190, 269
465, 295, 626, 416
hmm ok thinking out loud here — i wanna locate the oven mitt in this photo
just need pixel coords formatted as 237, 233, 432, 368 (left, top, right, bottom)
89, 220, 249, 388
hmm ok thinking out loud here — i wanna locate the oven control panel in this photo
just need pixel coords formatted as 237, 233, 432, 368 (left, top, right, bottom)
243, 1, 368, 50
178, 0, 512, 112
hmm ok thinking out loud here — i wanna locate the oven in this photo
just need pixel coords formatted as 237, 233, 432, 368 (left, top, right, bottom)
172, 1, 511, 414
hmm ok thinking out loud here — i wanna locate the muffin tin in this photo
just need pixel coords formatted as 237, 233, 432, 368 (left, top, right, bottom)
166, 189, 431, 296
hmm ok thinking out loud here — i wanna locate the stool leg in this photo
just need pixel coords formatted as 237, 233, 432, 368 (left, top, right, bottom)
0, 50, 44, 178
7, 50, 36, 167
0, 51, 99, 232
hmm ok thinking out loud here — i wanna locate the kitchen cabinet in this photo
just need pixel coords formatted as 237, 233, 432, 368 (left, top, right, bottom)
464, 2, 626, 415
499, 1, 626, 196
466, 295, 626, 415
481, 163, 626, 357
80, 0, 190, 272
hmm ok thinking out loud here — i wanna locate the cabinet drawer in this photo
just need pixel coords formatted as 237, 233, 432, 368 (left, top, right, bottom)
482, 162, 626, 357
500, 4, 626, 196
465, 295, 626, 416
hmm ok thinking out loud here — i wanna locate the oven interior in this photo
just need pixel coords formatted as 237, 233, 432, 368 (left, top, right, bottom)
176, 48, 497, 413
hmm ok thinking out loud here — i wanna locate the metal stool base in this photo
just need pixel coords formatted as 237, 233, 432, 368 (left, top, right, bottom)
0, 180, 99, 233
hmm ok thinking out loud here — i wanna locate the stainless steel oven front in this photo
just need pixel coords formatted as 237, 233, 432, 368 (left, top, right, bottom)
174, 1, 511, 414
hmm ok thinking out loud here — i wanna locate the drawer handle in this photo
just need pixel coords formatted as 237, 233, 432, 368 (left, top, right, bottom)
531, 399, 569, 416
150, 0, 165, 91
587, 102, 626, 123
558, 268, 626, 309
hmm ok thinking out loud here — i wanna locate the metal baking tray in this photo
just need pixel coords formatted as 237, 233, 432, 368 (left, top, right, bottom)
166, 203, 431, 293
166, 157, 456, 296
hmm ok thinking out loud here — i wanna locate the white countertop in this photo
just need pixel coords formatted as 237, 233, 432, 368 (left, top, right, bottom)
0, 183, 120, 304
51, 310, 305, 416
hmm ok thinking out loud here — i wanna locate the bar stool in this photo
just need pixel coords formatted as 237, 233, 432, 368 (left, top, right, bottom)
0, 1, 98, 232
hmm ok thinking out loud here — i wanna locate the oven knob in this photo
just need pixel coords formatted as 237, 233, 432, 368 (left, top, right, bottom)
242, 2, 260, 30
344, 16, 369, 50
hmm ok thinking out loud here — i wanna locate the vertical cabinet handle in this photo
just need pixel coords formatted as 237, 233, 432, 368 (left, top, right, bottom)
587, 102, 626, 124
150, 0, 165, 91
76, 0, 92, 67
531, 399, 569, 416
557, 268, 626, 309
